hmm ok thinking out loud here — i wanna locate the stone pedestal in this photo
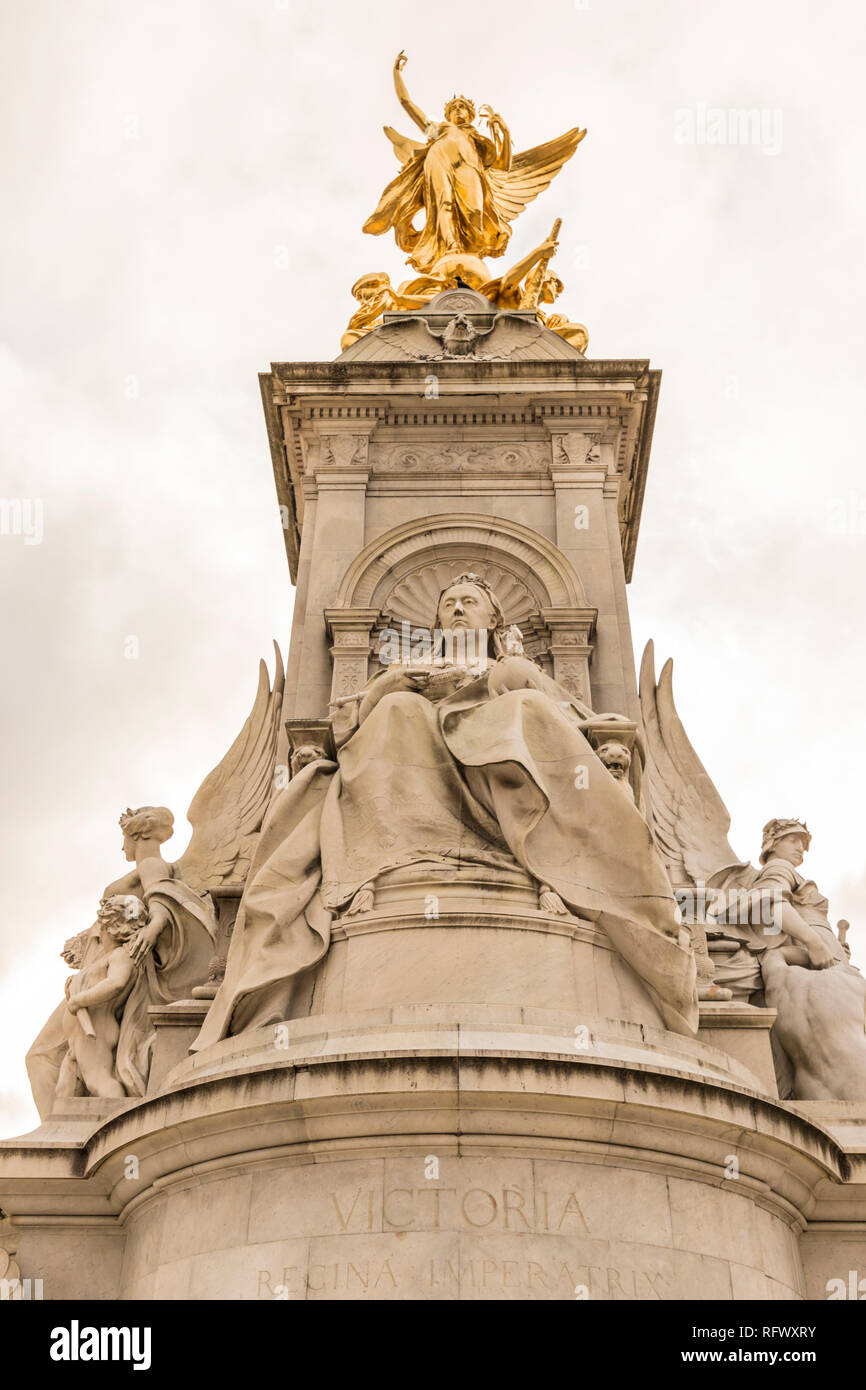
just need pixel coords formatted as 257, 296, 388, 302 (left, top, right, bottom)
698, 1002, 779, 1097
4, 907, 863, 1301
2, 1036, 859, 1301
4, 312, 866, 1303
300, 869, 670, 1033
147, 1000, 210, 1096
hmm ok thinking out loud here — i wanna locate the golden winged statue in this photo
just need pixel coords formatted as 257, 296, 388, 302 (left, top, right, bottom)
363, 51, 586, 276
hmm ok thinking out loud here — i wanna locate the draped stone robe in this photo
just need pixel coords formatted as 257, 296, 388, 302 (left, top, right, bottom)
194, 656, 698, 1048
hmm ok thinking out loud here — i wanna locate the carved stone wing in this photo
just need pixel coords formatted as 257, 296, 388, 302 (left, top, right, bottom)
487, 128, 587, 225
478, 316, 557, 360
340, 312, 570, 363
384, 125, 427, 165
174, 643, 285, 893
639, 640, 736, 888
339, 315, 449, 362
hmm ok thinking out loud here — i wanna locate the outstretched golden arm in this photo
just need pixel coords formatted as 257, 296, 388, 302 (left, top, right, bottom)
393, 50, 430, 134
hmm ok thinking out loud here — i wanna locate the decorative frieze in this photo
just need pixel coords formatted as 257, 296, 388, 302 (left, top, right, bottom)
372, 442, 548, 474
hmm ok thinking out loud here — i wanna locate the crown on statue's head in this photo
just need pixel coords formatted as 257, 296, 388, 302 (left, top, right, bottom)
445, 94, 476, 121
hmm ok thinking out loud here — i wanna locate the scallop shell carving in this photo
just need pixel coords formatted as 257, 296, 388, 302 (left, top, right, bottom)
382, 563, 537, 628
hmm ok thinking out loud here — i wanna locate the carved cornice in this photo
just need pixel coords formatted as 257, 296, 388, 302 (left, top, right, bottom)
324, 607, 381, 641
260, 361, 660, 584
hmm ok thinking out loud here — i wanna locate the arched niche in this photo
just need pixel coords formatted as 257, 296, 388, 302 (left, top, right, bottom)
325, 514, 597, 705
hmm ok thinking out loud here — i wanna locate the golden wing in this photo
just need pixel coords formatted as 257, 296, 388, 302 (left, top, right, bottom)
487, 127, 587, 225
384, 125, 427, 165
174, 643, 285, 892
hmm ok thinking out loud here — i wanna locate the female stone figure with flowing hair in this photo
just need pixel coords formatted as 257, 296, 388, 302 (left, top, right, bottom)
25, 648, 285, 1116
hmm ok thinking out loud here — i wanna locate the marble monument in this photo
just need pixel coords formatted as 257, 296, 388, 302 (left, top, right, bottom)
2, 53, 866, 1303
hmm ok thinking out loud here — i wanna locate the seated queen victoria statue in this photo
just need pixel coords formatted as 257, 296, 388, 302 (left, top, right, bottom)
194, 574, 699, 1049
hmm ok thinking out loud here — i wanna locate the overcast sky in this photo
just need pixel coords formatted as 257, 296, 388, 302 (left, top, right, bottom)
2, 0, 865, 1136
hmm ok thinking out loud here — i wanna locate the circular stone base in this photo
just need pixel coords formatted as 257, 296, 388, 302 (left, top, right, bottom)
293, 891, 674, 1035
166, 1003, 767, 1094
91, 1042, 843, 1301
96, 890, 842, 1300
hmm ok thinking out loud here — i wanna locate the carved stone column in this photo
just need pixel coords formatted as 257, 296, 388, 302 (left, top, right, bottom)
323, 607, 381, 706
540, 606, 597, 705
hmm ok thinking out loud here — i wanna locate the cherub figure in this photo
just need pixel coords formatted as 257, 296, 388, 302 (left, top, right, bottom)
340, 272, 432, 351
398, 230, 562, 308
25, 647, 286, 1118
366, 221, 591, 357
480, 221, 589, 352
542, 313, 589, 355
57, 895, 146, 1100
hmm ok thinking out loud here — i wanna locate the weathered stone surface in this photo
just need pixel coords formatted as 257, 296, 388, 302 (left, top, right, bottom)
4, 1042, 864, 1299
5, 76, 866, 1298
